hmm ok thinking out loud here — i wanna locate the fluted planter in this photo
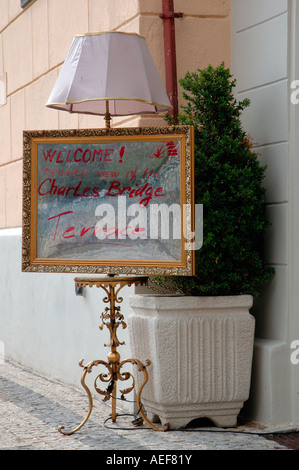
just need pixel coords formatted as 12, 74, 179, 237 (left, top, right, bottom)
128, 294, 255, 429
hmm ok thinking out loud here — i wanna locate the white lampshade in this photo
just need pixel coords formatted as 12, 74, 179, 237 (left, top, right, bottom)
46, 31, 172, 117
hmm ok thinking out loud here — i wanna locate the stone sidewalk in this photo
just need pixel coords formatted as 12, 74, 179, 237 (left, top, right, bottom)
0, 360, 293, 451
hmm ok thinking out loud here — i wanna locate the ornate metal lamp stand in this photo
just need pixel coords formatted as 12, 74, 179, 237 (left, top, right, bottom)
58, 276, 169, 435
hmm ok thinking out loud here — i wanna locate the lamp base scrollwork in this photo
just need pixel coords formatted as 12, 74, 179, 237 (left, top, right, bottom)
58, 276, 169, 435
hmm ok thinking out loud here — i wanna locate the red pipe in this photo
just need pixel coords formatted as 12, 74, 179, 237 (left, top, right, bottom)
160, 0, 182, 122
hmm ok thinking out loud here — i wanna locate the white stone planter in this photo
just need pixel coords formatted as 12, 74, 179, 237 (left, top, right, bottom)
128, 294, 255, 429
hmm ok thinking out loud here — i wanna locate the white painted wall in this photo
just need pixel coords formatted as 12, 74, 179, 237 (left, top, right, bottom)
288, 0, 299, 425
231, 0, 296, 425
0, 227, 135, 410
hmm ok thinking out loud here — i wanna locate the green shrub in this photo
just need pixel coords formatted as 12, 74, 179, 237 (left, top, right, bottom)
155, 63, 274, 296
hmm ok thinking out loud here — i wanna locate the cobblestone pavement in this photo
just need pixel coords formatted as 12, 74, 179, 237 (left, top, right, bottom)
0, 360, 292, 451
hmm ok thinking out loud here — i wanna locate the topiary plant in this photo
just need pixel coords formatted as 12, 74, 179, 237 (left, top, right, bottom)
155, 63, 274, 296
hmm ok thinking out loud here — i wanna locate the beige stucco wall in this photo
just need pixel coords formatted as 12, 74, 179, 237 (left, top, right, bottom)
0, 0, 230, 229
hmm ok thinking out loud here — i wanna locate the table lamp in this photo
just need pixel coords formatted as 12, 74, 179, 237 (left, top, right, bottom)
46, 31, 172, 434
46, 31, 172, 128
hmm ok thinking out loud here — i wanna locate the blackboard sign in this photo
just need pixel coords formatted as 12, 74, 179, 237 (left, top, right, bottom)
22, 126, 195, 275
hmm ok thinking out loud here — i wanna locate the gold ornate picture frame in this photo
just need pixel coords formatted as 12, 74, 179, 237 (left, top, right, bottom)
22, 126, 195, 275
